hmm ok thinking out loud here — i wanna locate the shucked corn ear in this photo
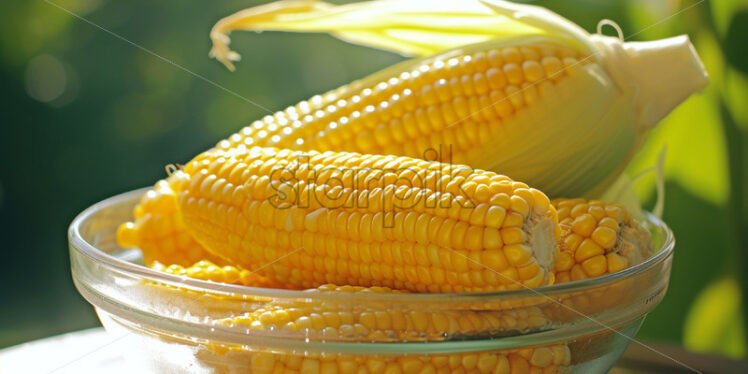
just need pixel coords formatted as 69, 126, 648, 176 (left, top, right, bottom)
144, 198, 649, 289
210, 0, 708, 197
203, 284, 570, 374
118, 0, 706, 267
199, 343, 571, 374
219, 284, 549, 341
552, 198, 652, 283
173, 147, 559, 292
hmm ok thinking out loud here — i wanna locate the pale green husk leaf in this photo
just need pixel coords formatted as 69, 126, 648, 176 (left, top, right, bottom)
209, 0, 592, 70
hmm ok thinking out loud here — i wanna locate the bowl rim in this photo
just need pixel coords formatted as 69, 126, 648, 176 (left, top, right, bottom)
69, 188, 675, 303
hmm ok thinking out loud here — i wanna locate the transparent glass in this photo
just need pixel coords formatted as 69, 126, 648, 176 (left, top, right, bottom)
69, 189, 674, 374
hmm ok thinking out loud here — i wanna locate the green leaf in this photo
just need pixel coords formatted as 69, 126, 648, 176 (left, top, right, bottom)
724, 10, 748, 75
724, 68, 748, 131
684, 277, 747, 358
711, 0, 748, 37
625, 0, 683, 41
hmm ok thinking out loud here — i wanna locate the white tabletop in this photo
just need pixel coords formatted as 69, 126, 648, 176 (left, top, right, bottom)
3, 328, 743, 374
0, 328, 132, 374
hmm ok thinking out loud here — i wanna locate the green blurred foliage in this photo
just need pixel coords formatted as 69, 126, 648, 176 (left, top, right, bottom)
0, 0, 746, 359
684, 277, 746, 359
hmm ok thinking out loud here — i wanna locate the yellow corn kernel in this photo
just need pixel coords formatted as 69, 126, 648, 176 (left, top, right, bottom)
571, 214, 596, 237
178, 148, 558, 292
575, 239, 604, 263
581, 255, 607, 277
551, 198, 652, 283
591, 226, 617, 249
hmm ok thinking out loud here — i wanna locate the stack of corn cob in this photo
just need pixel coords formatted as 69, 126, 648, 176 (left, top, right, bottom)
116, 0, 707, 372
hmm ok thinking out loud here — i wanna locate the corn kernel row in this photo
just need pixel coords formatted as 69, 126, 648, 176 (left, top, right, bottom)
219, 284, 549, 342
231, 347, 572, 374
152, 260, 296, 289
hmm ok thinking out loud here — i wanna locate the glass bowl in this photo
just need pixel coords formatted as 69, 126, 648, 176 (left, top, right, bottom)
69, 189, 674, 374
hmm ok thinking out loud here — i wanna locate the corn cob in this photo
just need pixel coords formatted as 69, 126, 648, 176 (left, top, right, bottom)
117, 178, 219, 266
152, 260, 296, 289
205, 285, 568, 374
216, 39, 592, 177
197, 345, 572, 374
551, 199, 652, 283
219, 284, 549, 341
175, 147, 559, 292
